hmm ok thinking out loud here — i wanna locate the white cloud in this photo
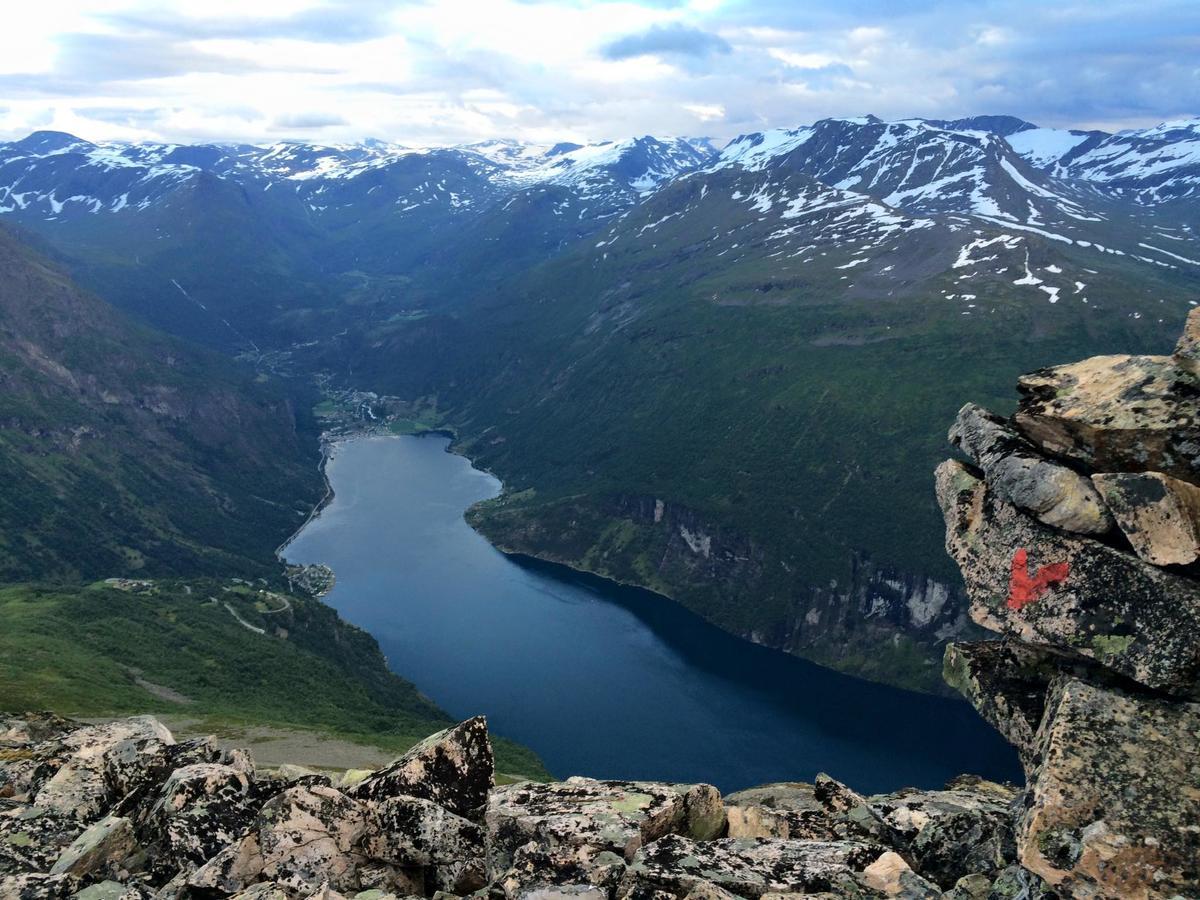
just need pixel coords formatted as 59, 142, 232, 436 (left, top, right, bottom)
0, 0, 1195, 145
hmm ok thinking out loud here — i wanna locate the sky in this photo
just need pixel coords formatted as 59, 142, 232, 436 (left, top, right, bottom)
0, 0, 1196, 147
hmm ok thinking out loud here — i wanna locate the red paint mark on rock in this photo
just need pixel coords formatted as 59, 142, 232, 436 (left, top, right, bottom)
1007, 548, 1070, 611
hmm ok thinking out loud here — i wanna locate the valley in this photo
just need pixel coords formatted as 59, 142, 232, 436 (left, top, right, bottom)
1, 113, 1197, 695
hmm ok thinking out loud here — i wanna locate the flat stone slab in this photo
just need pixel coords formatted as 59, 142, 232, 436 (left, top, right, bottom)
1018, 678, 1200, 899
1014, 354, 1200, 483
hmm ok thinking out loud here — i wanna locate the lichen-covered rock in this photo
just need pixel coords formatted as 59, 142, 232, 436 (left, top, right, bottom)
361, 796, 486, 894
1014, 354, 1200, 483
867, 782, 1017, 889
1017, 678, 1200, 899
493, 843, 627, 900
0, 871, 79, 899
722, 785, 837, 841
950, 404, 1112, 535
33, 718, 175, 822
858, 850, 940, 899
48, 814, 139, 878
1092, 471, 1200, 566
142, 762, 256, 873
190, 784, 367, 895
622, 835, 889, 899
810, 776, 889, 846
350, 719, 494, 821
935, 459, 1200, 695
487, 779, 718, 872
1173, 306, 1200, 376
942, 641, 1059, 769
0, 805, 83, 875
72, 880, 154, 900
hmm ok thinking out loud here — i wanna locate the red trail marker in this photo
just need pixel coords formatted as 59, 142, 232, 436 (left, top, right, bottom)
1007, 547, 1069, 611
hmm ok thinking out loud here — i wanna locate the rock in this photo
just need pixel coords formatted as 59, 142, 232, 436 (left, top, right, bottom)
681, 882, 741, 900
950, 404, 1112, 534
867, 782, 1017, 888
0, 872, 79, 899
1173, 306, 1200, 375
981, 864, 1059, 900
622, 835, 888, 899
257, 785, 367, 892
811, 776, 890, 846
361, 796, 486, 894
34, 719, 175, 822
142, 762, 256, 873
337, 771, 373, 793
227, 884, 294, 900
940, 872, 990, 900
0, 806, 84, 874
487, 779, 719, 871
1014, 354, 1200, 483
722, 785, 837, 841
189, 784, 366, 895
935, 459, 1200, 695
492, 843, 626, 900
1092, 470, 1200, 565
1017, 678, 1200, 899
73, 881, 154, 900
942, 641, 1057, 769
351, 719, 494, 821
48, 815, 139, 878
275, 765, 321, 783
858, 851, 939, 899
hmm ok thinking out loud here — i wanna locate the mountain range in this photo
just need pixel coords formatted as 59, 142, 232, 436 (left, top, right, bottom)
1, 112, 1197, 691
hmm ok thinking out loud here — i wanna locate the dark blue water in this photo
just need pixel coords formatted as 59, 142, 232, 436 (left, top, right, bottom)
284, 434, 1020, 793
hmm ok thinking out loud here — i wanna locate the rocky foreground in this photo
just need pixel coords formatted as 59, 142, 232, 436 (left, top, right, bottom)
5, 316, 1200, 900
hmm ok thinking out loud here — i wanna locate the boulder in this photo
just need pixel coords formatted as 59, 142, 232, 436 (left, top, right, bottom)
1173, 306, 1200, 375
0, 806, 83, 875
857, 851, 940, 899
810, 776, 889, 846
142, 762, 256, 873
190, 784, 366, 894
48, 815, 139, 878
33, 719, 175, 822
1014, 354, 1200, 483
950, 403, 1112, 534
1092, 471, 1200, 566
72, 880, 154, 900
0, 872, 79, 899
722, 785, 837, 841
1017, 678, 1200, 899
935, 459, 1200, 695
942, 641, 1056, 769
867, 781, 1017, 889
493, 843, 627, 900
487, 779, 721, 871
621, 835, 892, 899
361, 796, 486, 894
350, 719, 494, 821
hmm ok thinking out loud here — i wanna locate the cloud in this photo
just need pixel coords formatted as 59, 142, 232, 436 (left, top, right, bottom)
271, 112, 350, 130
601, 24, 731, 60
0, 0, 1196, 145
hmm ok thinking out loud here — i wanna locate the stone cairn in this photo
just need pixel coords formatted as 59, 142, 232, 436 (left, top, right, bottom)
3, 317, 1199, 900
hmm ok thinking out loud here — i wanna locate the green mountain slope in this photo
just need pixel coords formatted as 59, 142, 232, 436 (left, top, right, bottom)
0, 578, 547, 778
0, 223, 324, 581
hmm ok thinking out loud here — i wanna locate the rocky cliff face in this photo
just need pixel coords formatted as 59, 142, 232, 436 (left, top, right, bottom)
471, 493, 976, 694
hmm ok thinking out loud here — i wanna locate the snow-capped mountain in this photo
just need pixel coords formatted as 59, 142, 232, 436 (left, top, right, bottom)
0, 114, 1195, 353
1010, 118, 1200, 203
0, 130, 711, 225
